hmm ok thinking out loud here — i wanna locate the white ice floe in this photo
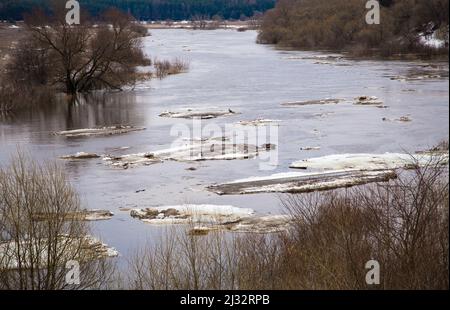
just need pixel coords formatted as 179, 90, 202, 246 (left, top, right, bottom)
60, 152, 100, 160
54, 125, 145, 138
0, 235, 118, 270
300, 146, 321, 151
382, 116, 412, 123
284, 55, 344, 61
208, 170, 397, 195
103, 138, 274, 168
130, 204, 255, 225
282, 98, 343, 107
190, 215, 293, 234
77, 210, 114, 221
159, 109, 238, 119
226, 215, 293, 233
103, 153, 162, 168
353, 96, 384, 106
290, 153, 448, 171
131, 205, 292, 234
236, 119, 280, 126
33, 209, 114, 221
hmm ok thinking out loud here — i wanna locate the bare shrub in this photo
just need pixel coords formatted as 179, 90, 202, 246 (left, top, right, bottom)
191, 15, 209, 30
282, 154, 449, 289
154, 58, 190, 79
0, 152, 115, 289
130, 227, 238, 290
128, 155, 448, 290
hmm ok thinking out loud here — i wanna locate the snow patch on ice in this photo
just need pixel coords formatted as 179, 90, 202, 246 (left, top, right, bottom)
130, 204, 255, 225
290, 153, 448, 171
209, 170, 397, 195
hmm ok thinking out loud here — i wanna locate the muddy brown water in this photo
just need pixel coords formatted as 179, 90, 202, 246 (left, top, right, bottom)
0, 29, 448, 265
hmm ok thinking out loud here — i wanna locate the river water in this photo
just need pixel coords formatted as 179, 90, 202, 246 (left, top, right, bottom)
0, 29, 448, 263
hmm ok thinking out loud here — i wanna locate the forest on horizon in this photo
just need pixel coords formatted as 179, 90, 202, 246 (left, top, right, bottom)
0, 0, 276, 21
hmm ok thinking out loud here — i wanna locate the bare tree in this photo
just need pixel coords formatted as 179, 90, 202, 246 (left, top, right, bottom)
0, 152, 115, 290
11, 3, 150, 95
191, 15, 209, 30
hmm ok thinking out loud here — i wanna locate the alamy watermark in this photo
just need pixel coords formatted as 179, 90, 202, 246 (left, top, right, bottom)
66, 0, 80, 25
365, 260, 381, 285
65, 260, 80, 285
366, 0, 381, 25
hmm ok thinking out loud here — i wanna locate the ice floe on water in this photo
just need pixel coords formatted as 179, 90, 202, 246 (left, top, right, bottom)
282, 54, 353, 66
387, 64, 449, 82
300, 146, 321, 151
103, 152, 163, 168
236, 119, 280, 126
290, 153, 448, 171
283, 55, 344, 61
280, 96, 386, 108
190, 215, 293, 235
54, 125, 146, 138
281, 98, 344, 107
60, 152, 101, 160
208, 170, 397, 195
353, 96, 385, 107
225, 215, 292, 233
33, 209, 114, 221
159, 108, 238, 119
207, 151, 448, 195
130, 204, 254, 225
130, 204, 292, 234
382, 116, 413, 123
0, 235, 118, 270
77, 210, 114, 221
103, 138, 276, 168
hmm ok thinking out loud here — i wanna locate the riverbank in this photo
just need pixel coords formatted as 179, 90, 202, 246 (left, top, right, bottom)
258, 0, 449, 61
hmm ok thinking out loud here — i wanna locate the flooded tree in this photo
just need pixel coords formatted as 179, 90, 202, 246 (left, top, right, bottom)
9, 4, 150, 95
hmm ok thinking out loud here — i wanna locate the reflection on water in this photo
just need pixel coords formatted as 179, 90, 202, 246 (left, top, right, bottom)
1, 91, 142, 131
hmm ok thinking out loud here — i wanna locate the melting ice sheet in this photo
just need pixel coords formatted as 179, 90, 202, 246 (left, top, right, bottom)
130, 204, 293, 234
208, 170, 398, 195
290, 153, 449, 170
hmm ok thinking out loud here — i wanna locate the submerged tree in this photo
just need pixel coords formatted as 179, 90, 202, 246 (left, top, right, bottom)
8, 3, 150, 95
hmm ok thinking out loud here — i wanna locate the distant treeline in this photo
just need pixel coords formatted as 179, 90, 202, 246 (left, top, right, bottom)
0, 0, 275, 21
258, 0, 449, 57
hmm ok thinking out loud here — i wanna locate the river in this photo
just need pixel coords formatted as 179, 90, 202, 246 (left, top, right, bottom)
0, 29, 448, 265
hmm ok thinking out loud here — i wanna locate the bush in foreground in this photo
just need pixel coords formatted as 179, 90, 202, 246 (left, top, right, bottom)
129, 155, 449, 290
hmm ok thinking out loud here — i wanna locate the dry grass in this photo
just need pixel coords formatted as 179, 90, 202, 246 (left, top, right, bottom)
154, 58, 190, 79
